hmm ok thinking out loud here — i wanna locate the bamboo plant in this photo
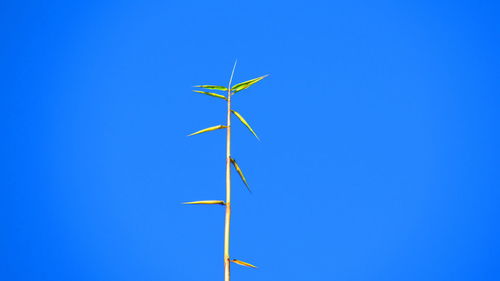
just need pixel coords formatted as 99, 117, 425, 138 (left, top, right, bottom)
184, 61, 267, 281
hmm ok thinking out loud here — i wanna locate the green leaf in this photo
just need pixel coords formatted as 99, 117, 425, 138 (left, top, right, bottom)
194, 85, 228, 91
193, 90, 227, 100
230, 157, 250, 192
231, 75, 268, 93
231, 259, 257, 268
188, 125, 227, 136
183, 200, 225, 205
231, 110, 259, 140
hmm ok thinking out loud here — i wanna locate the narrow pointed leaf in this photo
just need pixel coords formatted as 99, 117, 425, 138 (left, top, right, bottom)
183, 200, 225, 205
230, 157, 250, 192
194, 85, 228, 91
193, 90, 227, 100
231, 75, 268, 93
231, 259, 257, 268
231, 110, 259, 140
188, 125, 227, 136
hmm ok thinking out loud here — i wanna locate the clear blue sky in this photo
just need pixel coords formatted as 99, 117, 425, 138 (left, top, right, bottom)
2, 1, 499, 280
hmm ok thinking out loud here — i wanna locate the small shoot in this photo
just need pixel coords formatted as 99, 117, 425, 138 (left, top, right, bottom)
188, 125, 227, 136
230, 157, 250, 193
193, 90, 227, 100
231, 110, 259, 140
194, 85, 229, 91
231, 75, 268, 93
231, 259, 257, 268
183, 200, 226, 205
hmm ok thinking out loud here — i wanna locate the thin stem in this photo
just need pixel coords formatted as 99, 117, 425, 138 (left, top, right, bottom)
228, 60, 237, 88
224, 60, 237, 281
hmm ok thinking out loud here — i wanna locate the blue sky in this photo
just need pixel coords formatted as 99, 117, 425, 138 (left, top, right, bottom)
1, 1, 499, 280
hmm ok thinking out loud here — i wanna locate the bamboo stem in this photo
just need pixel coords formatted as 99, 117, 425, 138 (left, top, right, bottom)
224, 61, 237, 281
